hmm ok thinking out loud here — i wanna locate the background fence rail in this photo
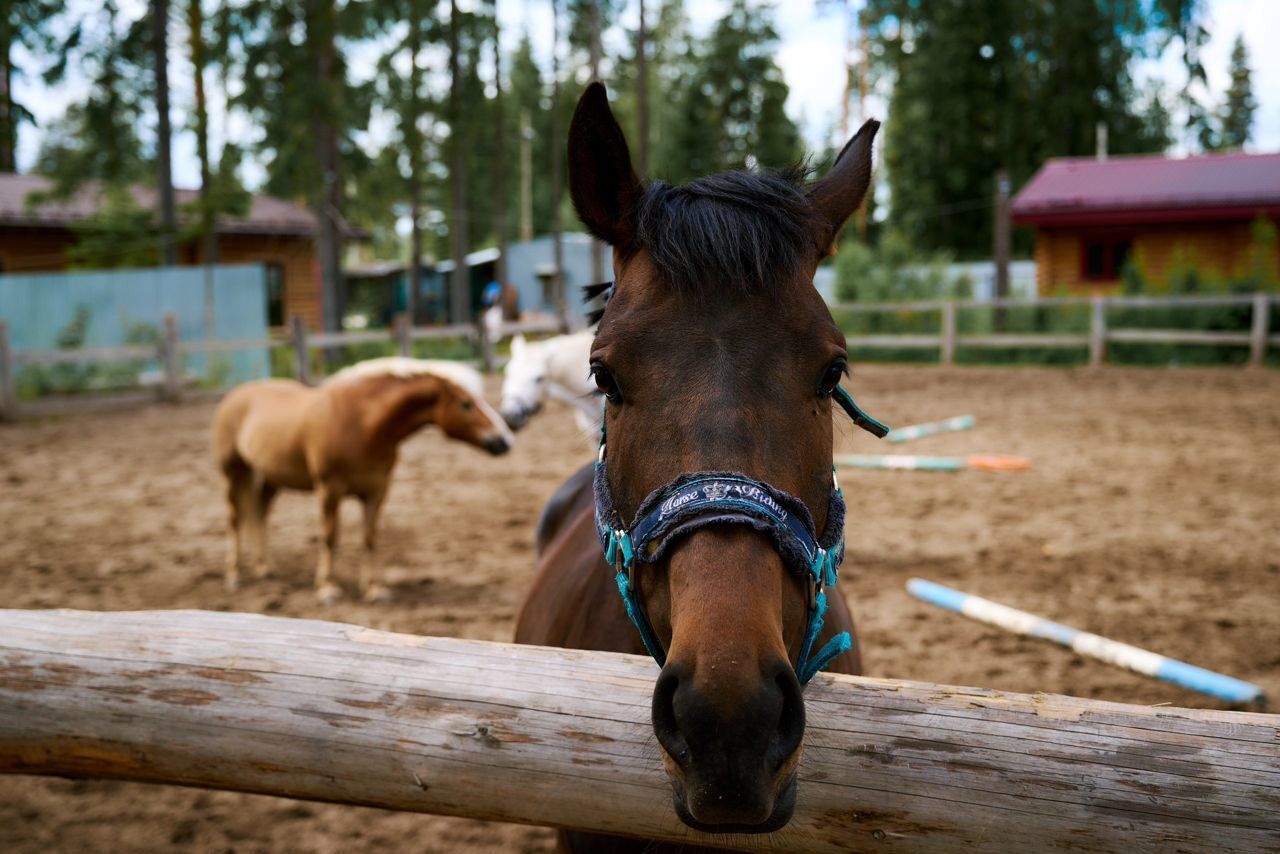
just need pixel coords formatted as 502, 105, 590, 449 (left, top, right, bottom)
0, 312, 562, 422
833, 292, 1279, 368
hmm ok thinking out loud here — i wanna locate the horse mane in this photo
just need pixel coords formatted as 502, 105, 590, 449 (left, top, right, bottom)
326, 357, 484, 399
632, 165, 825, 293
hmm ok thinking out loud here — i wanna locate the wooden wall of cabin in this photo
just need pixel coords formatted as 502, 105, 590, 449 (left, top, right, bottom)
1033, 218, 1279, 294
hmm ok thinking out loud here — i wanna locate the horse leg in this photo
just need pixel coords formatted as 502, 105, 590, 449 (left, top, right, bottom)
222, 461, 252, 592
251, 480, 279, 579
314, 485, 343, 604
358, 485, 391, 604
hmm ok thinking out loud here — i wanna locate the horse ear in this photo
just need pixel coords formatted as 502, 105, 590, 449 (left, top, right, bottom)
511, 333, 526, 356
807, 119, 880, 252
568, 82, 642, 248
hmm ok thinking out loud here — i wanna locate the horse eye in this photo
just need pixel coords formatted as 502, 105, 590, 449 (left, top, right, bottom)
460, 399, 474, 411
589, 363, 622, 404
818, 361, 847, 397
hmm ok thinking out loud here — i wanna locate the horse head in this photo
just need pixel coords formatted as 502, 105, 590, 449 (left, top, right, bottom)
380, 361, 513, 457
499, 334, 549, 430
569, 83, 877, 832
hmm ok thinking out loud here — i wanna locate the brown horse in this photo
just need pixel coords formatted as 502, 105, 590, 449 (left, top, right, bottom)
213, 357, 512, 603
515, 84, 878, 851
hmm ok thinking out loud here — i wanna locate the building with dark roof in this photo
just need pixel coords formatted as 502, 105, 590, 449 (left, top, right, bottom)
1011, 151, 1280, 293
0, 173, 344, 328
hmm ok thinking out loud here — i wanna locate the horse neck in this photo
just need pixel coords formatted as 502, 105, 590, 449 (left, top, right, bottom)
358, 374, 445, 447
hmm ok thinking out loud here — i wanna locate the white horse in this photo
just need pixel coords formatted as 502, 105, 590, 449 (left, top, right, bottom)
499, 331, 601, 438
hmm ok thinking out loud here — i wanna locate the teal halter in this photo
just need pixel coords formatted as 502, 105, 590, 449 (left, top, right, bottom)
592, 386, 888, 685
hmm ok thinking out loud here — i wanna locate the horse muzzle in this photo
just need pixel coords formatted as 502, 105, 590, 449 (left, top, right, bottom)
651, 658, 805, 833
500, 401, 541, 431
483, 434, 512, 456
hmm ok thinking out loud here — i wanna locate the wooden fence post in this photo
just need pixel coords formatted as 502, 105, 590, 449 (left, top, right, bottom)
161, 314, 182, 402
0, 321, 16, 422
1249, 293, 1269, 368
290, 315, 311, 385
1089, 296, 1107, 367
478, 319, 496, 374
940, 301, 957, 366
393, 312, 412, 358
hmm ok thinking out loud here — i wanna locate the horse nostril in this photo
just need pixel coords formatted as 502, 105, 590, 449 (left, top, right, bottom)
771, 666, 805, 769
651, 665, 689, 765
485, 436, 511, 455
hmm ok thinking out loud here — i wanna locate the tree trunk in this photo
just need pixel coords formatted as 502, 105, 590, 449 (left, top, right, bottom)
448, 0, 470, 326
635, 0, 648, 177
153, 0, 178, 266
491, 21, 508, 288
307, 0, 343, 335
588, 0, 605, 286
0, 38, 14, 173
519, 109, 532, 242
550, 0, 565, 329
189, 0, 217, 343
406, 19, 424, 325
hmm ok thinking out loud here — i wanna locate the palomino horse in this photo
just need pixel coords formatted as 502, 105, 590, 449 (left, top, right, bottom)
498, 331, 600, 437
515, 84, 882, 851
213, 357, 512, 603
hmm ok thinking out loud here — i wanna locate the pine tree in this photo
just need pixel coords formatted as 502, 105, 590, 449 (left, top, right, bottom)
1, 1, 66, 172
1218, 35, 1255, 150
655, 0, 800, 184
864, 0, 1183, 257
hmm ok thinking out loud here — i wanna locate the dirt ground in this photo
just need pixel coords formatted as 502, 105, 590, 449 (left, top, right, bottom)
1, 366, 1278, 853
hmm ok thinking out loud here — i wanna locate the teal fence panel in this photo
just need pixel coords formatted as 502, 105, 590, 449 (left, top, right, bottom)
0, 264, 270, 396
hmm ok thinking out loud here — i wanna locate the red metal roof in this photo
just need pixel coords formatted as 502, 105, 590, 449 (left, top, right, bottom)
0, 173, 337, 237
1011, 151, 1280, 227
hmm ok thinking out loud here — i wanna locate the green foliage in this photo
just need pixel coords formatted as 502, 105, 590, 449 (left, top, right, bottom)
865, 0, 1186, 258
1213, 35, 1256, 150
651, 0, 801, 182
834, 231, 967, 303
32, 1, 151, 195
1, 1, 68, 168
64, 185, 161, 269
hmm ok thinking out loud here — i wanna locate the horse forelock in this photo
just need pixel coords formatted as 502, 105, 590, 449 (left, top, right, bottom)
326, 357, 485, 398
633, 165, 824, 294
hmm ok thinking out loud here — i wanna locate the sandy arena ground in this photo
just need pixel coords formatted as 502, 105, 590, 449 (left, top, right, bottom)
1, 366, 1277, 852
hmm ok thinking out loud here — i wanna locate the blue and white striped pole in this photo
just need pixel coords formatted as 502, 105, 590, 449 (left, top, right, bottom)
835, 454, 967, 472
885, 415, 976, 444
907, 578, 1266, 707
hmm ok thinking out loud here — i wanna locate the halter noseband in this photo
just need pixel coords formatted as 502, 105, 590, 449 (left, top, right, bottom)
590, 295, 889, 684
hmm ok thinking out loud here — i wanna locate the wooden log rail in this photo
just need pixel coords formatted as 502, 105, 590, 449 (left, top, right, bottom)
0, 610, 1276, 852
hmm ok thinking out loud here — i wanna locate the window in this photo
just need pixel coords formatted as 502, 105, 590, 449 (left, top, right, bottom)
265, 263, 285, 327
1081, 239, 1132, 282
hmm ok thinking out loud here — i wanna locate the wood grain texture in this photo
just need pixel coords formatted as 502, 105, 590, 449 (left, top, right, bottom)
0, 609, 1276, 853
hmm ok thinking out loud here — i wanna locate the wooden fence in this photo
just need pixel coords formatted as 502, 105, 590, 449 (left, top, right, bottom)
0, 312, 562, 421
0, 609, 1276, 852
833, 292, 1278, 367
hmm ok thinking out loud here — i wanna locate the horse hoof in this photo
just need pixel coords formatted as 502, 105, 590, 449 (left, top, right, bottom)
362, 584, 393, 604
254, 564, 273, 580
224, 575, 240, 593
315, 583, 343, 605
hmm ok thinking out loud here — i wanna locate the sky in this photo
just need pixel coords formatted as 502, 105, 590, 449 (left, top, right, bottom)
12, 0, 1280, 191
